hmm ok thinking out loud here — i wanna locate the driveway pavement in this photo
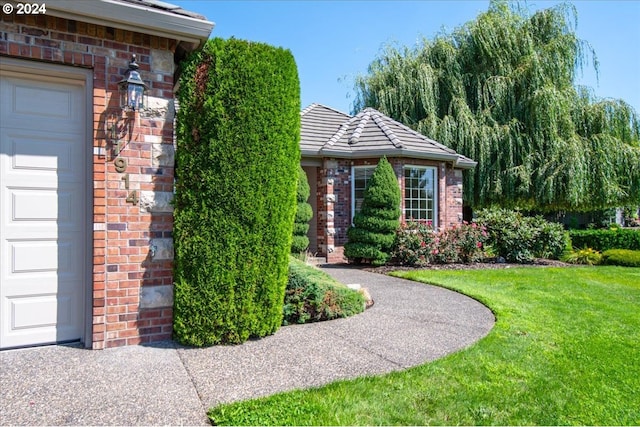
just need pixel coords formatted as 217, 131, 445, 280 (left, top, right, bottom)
1, 266, 494, 425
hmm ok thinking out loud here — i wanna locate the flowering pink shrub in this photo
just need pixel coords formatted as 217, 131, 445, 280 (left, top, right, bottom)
392, 221, 436, 266
392, 221, 488, 265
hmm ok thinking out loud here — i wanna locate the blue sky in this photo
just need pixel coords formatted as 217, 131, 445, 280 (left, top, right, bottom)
174, 1, 640, 115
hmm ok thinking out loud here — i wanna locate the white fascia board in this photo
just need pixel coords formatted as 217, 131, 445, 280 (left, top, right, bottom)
307, 147, 477, 169
43, 0, 214, 48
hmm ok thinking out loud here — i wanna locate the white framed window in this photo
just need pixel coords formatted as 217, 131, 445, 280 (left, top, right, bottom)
404, 166, 437, 226
351, 165, 376, 219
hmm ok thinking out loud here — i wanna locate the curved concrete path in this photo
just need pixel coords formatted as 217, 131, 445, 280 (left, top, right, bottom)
1, 266, 494, 426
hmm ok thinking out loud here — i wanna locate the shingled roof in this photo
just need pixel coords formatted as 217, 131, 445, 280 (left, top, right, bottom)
117, 0, 208, 20
301, 103, 476, 169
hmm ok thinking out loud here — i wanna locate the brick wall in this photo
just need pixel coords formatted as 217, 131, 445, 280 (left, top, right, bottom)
1, 14, 178, 348
444, 167, 464, 228
313, 157, 466, 262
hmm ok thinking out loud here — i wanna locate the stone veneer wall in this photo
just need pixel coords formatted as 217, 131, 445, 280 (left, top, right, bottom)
1, 14, 177, 348
316, 159, 351, 263
313, 157, 466, 262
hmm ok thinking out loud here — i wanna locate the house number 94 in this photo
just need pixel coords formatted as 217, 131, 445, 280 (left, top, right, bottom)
114, 157, 138, 205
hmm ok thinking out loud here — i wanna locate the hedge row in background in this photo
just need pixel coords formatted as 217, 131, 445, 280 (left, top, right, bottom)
601, 249, 640, 267
173, 38, 300, 346
569, 229, 640, 252
283, 258, 365, 325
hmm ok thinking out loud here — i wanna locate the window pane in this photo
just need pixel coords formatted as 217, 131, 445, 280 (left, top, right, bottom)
353, 166, 375, 216
404, 166, 436, 226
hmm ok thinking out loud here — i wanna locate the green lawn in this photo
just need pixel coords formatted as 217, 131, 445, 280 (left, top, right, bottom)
208, 266, 640, 425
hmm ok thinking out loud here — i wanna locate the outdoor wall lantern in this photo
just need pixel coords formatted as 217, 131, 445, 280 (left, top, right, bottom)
118, 54, 148, 112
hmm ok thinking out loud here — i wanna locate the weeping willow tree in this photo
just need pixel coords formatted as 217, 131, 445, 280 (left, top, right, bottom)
353, 1, 640, 212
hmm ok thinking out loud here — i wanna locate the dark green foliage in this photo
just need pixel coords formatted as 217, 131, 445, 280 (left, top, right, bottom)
291, 167, 313, 254
283, 258, 365, 325
173, 38, 300, 346
476, 208, 567, 263
601, 249, 640, 267
354, 2, 640, 212
344, 157, 401, 266
569, 229, 640, 251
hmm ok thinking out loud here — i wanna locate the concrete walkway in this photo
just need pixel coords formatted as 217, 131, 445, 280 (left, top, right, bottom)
1, 266, 494, 425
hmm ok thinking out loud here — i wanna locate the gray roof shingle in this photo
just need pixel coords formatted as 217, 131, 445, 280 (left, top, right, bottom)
117, 0, 208, 20
300, 104, 476, 169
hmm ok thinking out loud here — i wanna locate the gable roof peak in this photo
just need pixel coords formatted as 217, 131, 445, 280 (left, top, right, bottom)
301, 103, 351, 118
300, 103, 476, 169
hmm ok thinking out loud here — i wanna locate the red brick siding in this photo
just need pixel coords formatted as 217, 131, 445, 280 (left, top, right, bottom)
1, 14, 177, 348
314, 157, 466, 262
444, 167, 464, 227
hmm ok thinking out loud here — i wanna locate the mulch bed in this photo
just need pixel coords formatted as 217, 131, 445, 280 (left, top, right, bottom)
362, 258, 573, 275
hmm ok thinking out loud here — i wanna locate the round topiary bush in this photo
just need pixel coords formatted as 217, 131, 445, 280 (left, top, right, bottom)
173, 38, 300, 346
291, 166, 313, 254
344, 157, 401, 266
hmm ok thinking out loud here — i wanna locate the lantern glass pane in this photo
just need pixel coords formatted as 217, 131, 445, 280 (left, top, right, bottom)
119, 84, 127, 109
128, 84, 144, 110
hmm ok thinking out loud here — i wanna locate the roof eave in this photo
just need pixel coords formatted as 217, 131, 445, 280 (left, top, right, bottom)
303, 147, 476, 168
455, 158, 478, 170
43, 0, 214, 50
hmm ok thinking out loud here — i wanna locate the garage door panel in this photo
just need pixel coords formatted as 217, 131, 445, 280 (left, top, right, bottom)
11, 241, 58, 273
1, 76, 84, 131
10, 188, 78, 226
4, 293, 80, 346
6, 238, 80, 277
2, 131, 77, 175
9, 294, 62, 329
11, 189, 61, 221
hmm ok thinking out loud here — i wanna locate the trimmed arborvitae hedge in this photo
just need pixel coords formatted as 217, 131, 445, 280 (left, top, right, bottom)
344, 157, 401, 266
291, 166, 313, 254
173, 38, 300, 346
601, 249, 640, 267
569, 229, 640, 252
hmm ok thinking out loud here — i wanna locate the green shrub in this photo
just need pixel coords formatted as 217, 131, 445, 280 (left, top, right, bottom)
476, 208, 567, 263
569, 229, 640, 251
283, 258, 365, 325
561, 248, 603, 265
173, 38, 300, 346
601, 249, 640, 267
345, 157, 401, 266
291, 166, 313, 254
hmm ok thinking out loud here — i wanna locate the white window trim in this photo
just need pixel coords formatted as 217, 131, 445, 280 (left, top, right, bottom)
403, 165, 438, 229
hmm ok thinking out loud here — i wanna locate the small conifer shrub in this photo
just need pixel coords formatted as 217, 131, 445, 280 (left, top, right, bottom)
344, 157, 401, 266
291, 166, 313, 254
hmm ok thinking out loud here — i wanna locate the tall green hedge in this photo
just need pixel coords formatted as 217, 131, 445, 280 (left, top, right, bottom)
344, 157, 401, 266
569, 229, 640, 251
173, 38, 300, 346
291, 166, 313, 254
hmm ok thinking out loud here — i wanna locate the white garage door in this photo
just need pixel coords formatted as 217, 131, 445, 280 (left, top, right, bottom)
0, 62, 88, 349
